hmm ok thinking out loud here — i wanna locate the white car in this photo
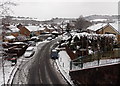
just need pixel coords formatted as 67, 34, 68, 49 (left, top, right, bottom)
31, 36, 39, 40
47, 37, 52, 41
24, 46, 35, 58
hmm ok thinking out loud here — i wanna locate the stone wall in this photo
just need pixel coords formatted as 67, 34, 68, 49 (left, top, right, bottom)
69, 63, 120, 85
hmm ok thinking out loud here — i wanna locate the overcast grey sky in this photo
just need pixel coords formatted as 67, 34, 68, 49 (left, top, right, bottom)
10, 0, 119, 20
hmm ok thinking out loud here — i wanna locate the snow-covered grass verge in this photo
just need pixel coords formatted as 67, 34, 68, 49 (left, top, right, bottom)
0, 60, 15, 85
56, 50, 74, 85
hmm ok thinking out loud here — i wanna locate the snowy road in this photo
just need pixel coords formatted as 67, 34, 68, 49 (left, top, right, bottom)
11, 42, 47, 84
11, 40, 68, 85
28, 40, 68, 85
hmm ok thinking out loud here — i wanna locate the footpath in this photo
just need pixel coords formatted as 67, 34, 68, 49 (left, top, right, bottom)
56, 50, 74, 85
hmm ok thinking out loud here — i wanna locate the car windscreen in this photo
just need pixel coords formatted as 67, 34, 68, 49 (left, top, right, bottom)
52, 52, 58, 57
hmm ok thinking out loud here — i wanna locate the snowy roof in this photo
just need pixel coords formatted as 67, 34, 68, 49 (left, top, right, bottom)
25, 26, 45, 32
11, 28, 19, 32
5, 35, 15, 39
72, 32, 116, 41
87, 23, 107, 31
6, 25, 20, 32
52, 31, 59, 34
39, 27, 45, 30
90, 19, 108, 22
109, 22, 120, 33
47, 27, 54, 30
12, 42, 25, 44
25, 26, 40, 32
87, 22, 120, 33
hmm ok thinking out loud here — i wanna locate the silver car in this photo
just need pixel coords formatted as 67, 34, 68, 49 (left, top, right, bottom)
24, 46, 35, 58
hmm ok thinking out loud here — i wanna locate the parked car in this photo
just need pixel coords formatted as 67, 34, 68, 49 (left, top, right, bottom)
31, 36, 39, 42
47, 37, 52, 41
27, 41, 36, 46
51, 49, 59, 60
23, 46, 35, 58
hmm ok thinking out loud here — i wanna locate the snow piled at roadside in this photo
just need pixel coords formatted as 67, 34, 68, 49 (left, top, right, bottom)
56, 50, 74, 85
0, 60, 14, 85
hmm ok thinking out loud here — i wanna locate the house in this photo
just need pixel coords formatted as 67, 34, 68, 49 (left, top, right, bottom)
96, 23, 120, 44
4, 35, 16, 42
25, 26, 40, 36
1, 24, 20, 42
43, 26, 55, 33
17, 24, 30, 37
25, 25, 46, 36
6, 25, 20, 37
87, 22, 120, 44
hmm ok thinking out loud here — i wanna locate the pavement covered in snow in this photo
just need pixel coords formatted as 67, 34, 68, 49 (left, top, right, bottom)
0, 59, 15, 85
56, 50, 74, 85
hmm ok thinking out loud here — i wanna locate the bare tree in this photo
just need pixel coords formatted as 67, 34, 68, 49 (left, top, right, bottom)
0, 0, 17, 16
0, 0, 17, 25
75, 15, 92, 32
0, 1, 17, 85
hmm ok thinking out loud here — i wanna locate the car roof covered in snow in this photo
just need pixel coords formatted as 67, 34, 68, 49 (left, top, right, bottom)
26, 46, 34, 50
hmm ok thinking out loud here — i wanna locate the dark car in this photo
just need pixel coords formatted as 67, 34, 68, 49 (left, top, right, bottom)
51, 49, 59, 60
27, 41, 36, 46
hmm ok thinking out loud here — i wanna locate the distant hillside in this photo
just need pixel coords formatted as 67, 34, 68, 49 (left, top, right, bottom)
85, 15, 118, 21
0, 15, 119, 25
0, 16, 42, 25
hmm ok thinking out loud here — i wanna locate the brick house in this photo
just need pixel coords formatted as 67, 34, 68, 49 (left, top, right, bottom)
17, 24, 30, 37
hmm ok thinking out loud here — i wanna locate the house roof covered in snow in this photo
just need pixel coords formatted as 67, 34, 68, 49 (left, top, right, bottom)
109, 22, 120, 33
52, 31, 59, 34
87, 23, 107, 31
6, 25, 20, 33
47, 27, 54, 30
25, 26, 45, 32
87, 22, 120, 33
5, 35, 15, 39
90, 19, 108, 22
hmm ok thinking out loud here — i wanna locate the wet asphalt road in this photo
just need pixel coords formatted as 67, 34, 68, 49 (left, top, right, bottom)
28, 41, 68, 85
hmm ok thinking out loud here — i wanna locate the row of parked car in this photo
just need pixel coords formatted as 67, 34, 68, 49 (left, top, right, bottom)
1, 34, 60, 65
2, 40, 36, 62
